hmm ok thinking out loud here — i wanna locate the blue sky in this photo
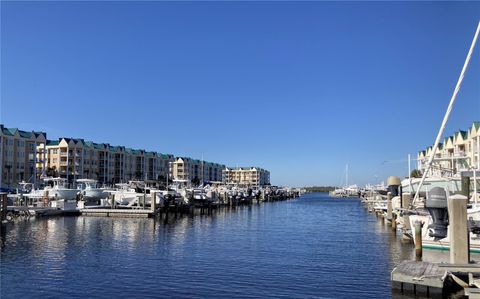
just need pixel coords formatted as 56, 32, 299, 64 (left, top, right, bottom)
1, 2, 479, 186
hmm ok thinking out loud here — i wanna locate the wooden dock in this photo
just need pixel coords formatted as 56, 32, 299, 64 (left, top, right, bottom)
392, 261, 480, 297
391, 261, 446, 296
80, 208, 156, 218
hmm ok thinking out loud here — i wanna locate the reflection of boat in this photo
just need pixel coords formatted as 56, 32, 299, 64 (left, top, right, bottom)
44, 178, 79, 200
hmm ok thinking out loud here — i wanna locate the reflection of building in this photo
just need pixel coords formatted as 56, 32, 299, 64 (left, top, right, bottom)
170, 157, 225, 183
417, 122, 480, 176
223, 167, 270, 186
0, 125, 47, 188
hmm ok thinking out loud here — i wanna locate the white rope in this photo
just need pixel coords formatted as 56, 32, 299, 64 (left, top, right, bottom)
412, 21, 480, 206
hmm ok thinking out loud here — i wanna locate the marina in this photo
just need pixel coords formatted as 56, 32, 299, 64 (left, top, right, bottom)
0, 193, 443, 299
2, 1, 480, 298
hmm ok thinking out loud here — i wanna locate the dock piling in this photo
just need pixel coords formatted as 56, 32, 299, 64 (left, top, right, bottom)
392, 213, 397, 231
0, 193, 7, 223
461, 175, 470, 198
448, 194, 469, 264
414, 220, 423, 260
387, 192, 392, 222
151, 192, 157, 214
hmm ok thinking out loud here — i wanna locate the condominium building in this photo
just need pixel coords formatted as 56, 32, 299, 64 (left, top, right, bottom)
223, 167, 270, 186
170, 157, 225, 183
0, 125, 48, 188
46, 138, 175, 185
1, 124, 269, 188
417, 122, 480, 176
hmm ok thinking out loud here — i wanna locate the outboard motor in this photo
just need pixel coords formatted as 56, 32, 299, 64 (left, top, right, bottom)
387, 176, 401, 197
425, 187, 449, 240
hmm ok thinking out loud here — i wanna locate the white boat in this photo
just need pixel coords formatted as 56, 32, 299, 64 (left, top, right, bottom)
402, 176, 462, 200
409, 205, 480, 253
77, 179, 109, 201
110, 183, 141, 206
44, 177, 79, 200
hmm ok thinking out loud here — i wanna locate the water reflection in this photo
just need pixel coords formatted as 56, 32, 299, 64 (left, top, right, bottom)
2, 194, 470, 299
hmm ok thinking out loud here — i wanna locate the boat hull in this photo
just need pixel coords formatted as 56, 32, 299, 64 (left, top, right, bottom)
49, 189, 79, 201
82, 189, 108, 201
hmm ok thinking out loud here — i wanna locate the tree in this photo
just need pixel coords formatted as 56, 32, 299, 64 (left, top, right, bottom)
410, 169, 422, 178
191, 177, 200, 186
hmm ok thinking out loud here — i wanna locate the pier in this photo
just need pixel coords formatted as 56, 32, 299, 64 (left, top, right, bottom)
80, 208, 155, 218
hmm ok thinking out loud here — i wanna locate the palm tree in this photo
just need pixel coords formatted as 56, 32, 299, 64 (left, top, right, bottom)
410, 169, 422, 178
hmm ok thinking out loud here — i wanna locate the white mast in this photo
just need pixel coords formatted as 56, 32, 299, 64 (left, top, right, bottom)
474, 166, 477, 205
408, 154, 411, 180
345, 164, 348, 187
412, 22, 480, 206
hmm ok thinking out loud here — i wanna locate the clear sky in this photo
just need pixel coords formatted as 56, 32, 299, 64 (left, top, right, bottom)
1, 1, 479, 187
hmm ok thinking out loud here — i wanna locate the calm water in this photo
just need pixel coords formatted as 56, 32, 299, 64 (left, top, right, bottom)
0, 193, 446, 298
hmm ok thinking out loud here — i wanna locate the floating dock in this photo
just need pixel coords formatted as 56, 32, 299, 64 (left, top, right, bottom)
80, 208, 156, 218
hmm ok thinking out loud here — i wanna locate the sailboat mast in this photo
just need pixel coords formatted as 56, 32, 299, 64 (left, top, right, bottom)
346, 164, 348, 187
412, 21, 480, 206
408, 154, 411, 180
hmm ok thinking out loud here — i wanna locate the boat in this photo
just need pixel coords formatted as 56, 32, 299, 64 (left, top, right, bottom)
76, 179, 109, 202
44, 177, 79, 200
400, 22, 480, 252
109, 183, 141, 206
408, 195, 480, 253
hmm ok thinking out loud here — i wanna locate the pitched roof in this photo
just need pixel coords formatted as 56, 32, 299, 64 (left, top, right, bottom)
2, 127, 17, 136
47, 140, 59, 146
455, 130, 468, 141
18, 130, 33, 138
473, 122, 480, 131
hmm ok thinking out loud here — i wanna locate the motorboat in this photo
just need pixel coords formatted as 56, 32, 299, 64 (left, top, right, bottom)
77, 179, 109, 201
109, 183, 141, 206
44, 177, 79, 200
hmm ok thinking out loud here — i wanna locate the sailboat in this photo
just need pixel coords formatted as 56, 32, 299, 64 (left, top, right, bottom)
330, 164, 359, 197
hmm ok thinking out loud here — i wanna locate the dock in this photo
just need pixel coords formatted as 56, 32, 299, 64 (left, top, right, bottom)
80, 208, 156, 218
391, 261, 446, 296
392, 260, 480, 297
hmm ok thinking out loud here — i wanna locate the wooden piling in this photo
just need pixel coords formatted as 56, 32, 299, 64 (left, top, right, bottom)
151, 191, 156, 213
448, 194, 469, 264
392, 213, 397, 231
110, 193, 115, 209
0, 193, 7, 223
461, 175, 470, 198
402, 193, 411, 210
415, 221, 423, 260
387, 192, 393, 222
401, 193, 412, 234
